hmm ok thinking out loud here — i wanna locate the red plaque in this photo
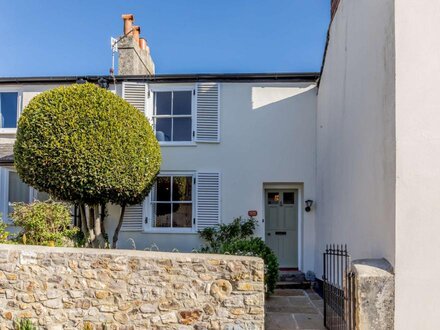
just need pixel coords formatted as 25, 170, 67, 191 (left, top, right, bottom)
248, 210, 258, 217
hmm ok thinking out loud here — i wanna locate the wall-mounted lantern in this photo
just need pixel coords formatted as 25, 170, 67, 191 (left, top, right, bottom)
305, 200, 314, 212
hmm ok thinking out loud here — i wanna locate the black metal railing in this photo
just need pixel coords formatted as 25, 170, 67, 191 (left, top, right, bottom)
323, 244, 356, 330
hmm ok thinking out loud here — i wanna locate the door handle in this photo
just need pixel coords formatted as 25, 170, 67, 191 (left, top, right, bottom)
267, 233, 271, 236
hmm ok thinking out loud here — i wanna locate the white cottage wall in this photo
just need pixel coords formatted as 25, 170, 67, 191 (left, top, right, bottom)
316, 0, 396, 277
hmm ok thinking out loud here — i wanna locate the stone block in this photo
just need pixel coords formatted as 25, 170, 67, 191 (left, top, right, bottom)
352, 258, 394, 330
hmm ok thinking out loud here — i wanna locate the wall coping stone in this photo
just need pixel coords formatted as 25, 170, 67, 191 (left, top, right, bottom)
0, 243, 261, 262
352, 258, 394, 277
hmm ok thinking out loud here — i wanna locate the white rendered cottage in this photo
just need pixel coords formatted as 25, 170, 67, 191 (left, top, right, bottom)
0, 14, 319, 272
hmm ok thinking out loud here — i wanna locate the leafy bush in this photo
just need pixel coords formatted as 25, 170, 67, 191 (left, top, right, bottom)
199, 217, 257, 252
0, 220, 11, 243
14, 83, 161, 247
10, 201, 78, 246
199, 217, 279, 294
220, 238, 279, 294
14, 83, 161, 206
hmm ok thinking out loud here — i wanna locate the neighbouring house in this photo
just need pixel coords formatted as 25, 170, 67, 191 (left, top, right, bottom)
1, 0, 440, 328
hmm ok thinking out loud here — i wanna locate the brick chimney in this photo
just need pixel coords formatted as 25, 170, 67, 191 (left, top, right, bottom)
330, 0, 341, 21
118, 14, 155, 75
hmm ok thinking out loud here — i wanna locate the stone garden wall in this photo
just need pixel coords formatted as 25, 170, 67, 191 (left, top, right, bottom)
0, 244, 264, 329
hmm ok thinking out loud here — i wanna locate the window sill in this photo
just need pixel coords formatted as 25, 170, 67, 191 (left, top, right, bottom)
159, 142, 197, 147
0, 129, 17, 135
143, 228, 197, 234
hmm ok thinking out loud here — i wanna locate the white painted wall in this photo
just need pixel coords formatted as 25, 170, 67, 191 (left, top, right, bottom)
0, 81, 318, 272
316, 0, 396, 277
113, 82, 318, 272
394, 1, 440, 328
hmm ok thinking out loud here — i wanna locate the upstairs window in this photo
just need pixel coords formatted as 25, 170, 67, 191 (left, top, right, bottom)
0, 92, 18, 129
150, 175, 194, 230
153, 90, 193, 142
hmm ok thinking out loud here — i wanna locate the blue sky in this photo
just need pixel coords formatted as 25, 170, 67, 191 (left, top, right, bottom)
0, 0, 329, 76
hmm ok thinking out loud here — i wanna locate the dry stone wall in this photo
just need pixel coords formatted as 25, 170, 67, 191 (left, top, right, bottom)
0, 244, 264, 329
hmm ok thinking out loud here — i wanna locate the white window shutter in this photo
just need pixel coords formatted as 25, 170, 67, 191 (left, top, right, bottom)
22, 92, 40, 109
195, 83, 220, 143
120, 203, 143, 232
196, 172, 221, 231
122, 82, 147, 113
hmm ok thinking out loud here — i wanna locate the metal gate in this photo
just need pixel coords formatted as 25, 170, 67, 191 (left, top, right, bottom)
323, 244, 356, 330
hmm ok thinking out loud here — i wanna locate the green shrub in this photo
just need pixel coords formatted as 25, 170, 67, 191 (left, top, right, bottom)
14, 83, 161, 247
10, 201, 78, 246
199, 217, 257, 252
220, 238, 279, 294
0, 219, 11, 243
199, 217, 279, 294
14, 318, 38, 330
14, 83, 161, 206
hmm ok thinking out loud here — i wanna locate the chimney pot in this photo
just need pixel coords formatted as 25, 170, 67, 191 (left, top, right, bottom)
122, 14, 134, 35
132, 25, 141, 43
139, 38, 147, 50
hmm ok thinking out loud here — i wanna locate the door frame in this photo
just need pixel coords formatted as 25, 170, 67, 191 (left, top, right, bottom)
263, 183, 303, 271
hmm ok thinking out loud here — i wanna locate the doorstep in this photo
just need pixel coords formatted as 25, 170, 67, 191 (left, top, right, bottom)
277, 270, 311, 290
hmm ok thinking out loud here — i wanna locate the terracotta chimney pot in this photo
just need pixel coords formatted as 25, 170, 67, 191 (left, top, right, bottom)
133, 25, 141, 43
122, 14, 134, 35
139, 38, 147, 50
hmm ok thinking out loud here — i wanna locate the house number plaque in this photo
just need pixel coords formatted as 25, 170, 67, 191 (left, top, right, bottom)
248, 210, 257, 217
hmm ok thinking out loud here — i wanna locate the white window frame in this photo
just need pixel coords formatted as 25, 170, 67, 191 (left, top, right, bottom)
150, 85, 196, 146
0, 168, 34, 223
144, 171, 196, 233
0, 91, 22, 134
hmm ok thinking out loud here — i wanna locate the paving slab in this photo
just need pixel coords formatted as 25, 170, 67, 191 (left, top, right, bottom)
294, 313, 326, 330
266, 289, 324, 330
266, 312, 297, 330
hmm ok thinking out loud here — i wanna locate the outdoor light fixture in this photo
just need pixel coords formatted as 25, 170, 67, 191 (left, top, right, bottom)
305, 200, 313, 212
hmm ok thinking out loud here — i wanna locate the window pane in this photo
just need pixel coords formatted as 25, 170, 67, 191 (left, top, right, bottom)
155, 92, 172, 115
268, 192, 280, 205
155, 118, 172, 141
173, 91, 192, 115
8, 172, 29, 214
36, 190, 50, 201
155, 177, 171, 201
173, 117, 192, 141
283, 192, 295, 204
172, 203, 192, 228
153, 203, 171, 227
0, 93, 18, 128
172, 176, 192, 201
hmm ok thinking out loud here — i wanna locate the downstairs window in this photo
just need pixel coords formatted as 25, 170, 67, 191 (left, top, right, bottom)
150, 174, 194, 230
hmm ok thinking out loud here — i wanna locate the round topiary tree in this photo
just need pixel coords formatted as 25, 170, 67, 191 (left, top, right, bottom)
14, 83, 161, 247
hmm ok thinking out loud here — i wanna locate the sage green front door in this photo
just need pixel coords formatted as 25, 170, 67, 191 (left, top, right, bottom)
265, 190, 298, 268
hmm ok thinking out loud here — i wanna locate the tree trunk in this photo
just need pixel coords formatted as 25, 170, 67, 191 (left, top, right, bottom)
93, 204, 106, 248
112, 204, 126, 249
100, 203, 106, 236
79, 204, 88, 236
88, 206, 96, 243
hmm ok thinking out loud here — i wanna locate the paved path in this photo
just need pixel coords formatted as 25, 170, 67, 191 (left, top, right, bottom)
265, 289, 325, 330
